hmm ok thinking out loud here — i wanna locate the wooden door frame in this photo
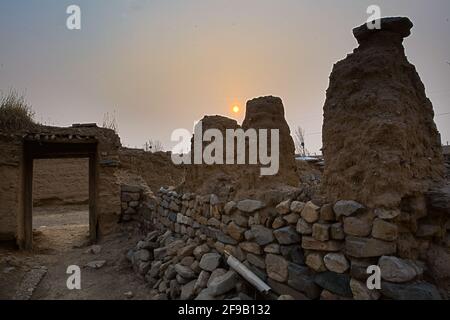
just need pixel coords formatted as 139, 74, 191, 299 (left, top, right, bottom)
21, 141, 97, 250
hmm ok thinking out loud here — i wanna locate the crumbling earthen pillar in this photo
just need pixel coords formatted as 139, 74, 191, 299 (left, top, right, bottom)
322, 17, 444, 209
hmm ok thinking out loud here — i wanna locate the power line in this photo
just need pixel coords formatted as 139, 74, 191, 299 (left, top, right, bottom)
305, 131, 322, 136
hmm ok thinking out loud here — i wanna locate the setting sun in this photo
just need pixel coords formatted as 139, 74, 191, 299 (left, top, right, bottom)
232, 105, 240, 113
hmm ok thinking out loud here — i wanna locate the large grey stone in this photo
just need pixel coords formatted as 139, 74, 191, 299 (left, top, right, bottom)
231, 213, 248, 227
166, 240, 185, 255
273, 226, 300, 245
381, 281, 442, 300
193, 244, 210, 259
181, 256, 195, 267
13, 266, 48, 300
416, 224, 442, 238
378, 256, 422, 283
169, 201, 180, 212
174, 264, 196, 279
199, 253, 222, 272
216, 231, 238, 245
208, 270, 239, 296
266, 254, 289, 282
224, 201, 237, 215
247, 253, 266, 269
180, 280, 197, 300
287, 263, 321, 299
350, 278, 380, 300
178, 244, 197, 258
312, 223, 330, 241
301, 236, 343, 252
207, 268, 227, 286
267, 279, 309, 300
300, 201, 320, 223
195, 288, 216, 300
210, 194, 220, 205
176, 274, 190, 285
264, 243, 280, 254
284, 213, 300, 225
320, 203, 335, 221
194, 270, 210, 294
237, 199, 265, 213
85, 244, 102, 255
153, 247, 167, 260
314, 272, 352, 298
251, 225, 274, 246
272, 217, 286, 229
169, 279, 181, 299
324, 253, 349, 273
137, 249, 151, 262
239, 242, 262, 255
333, 200, 365, 218
276, 200, 291, 215
280, 245, 305, 265
290, 201, 306, 213
330, 223, 345, 240
227, 222, 246, 241
305, 252, 326, 272
165, 264, 177, 280
296, 218, 312, 235
345, 237, 396, 258
374, 208, 401, 220
149, 261, 162, 278
350, 259, 373, 281
343, 217, 372, 237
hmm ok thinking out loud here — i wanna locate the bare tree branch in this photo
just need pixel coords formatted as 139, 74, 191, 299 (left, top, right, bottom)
293, 126, 308, 156
144, 139, 164, 152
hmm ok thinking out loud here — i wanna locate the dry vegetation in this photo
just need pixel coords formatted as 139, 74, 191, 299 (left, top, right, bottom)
0, 90, 36, 131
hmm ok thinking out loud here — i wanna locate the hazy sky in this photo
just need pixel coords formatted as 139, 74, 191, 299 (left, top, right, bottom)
0, 0, 449, 154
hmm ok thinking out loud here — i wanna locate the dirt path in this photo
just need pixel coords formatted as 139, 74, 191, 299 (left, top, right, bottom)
0, 206, 155, 300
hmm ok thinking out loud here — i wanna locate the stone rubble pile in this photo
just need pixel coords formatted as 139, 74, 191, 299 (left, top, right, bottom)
127, 229, 254, 300
120, 184, 156, 225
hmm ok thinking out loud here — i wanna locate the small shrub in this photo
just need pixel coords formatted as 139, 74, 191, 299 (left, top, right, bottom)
0, 90, 35, 131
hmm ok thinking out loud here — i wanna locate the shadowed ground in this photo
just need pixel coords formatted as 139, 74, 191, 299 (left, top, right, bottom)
0, 205, 154, 300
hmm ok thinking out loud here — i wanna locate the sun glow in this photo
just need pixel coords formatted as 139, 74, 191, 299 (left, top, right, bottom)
232, 105, 240, 113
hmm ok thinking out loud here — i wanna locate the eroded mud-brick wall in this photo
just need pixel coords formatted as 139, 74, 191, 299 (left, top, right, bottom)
0, 134, 23, 241
91, 127, 122, 236
23, 125, 123, 237
322, 17, 444, 209
182, 96, 299, 200
320, 17, 449, 297
119, 148, 185, 192
33, 158, 89, 207
0, 124, 122, 244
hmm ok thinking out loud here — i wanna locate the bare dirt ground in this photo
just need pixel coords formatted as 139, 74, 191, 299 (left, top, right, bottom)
0, 205, 154, 300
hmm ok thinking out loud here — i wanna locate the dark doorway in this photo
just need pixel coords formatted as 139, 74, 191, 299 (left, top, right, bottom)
22, 141, 97, 250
